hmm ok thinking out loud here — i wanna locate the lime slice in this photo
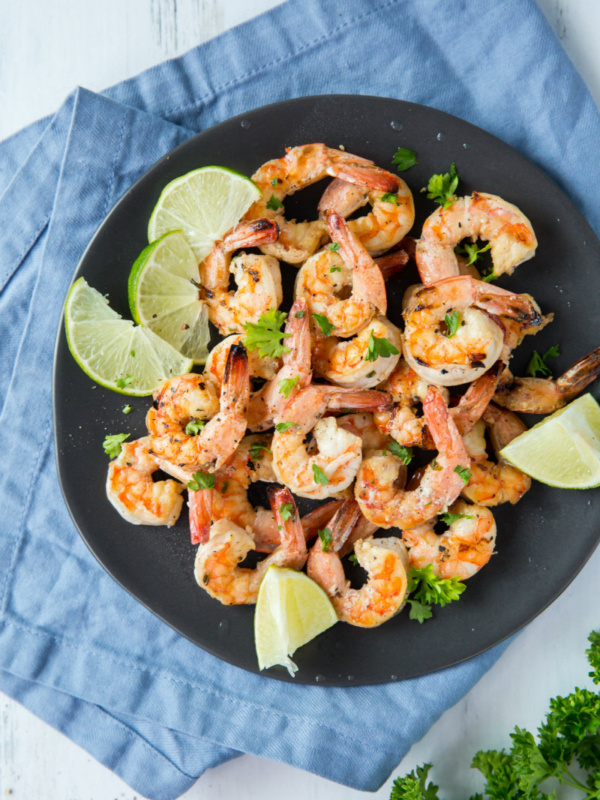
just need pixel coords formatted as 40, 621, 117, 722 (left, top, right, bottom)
128, 231, 210, 363
255, 566, 338, 677
147, 166, 260, 262
65, 277, 193, 396
500, 394, 600, 489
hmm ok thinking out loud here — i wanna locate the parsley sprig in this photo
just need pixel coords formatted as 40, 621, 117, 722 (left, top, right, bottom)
313, 313, 335, 337
455, 240, 492, 266
406, 564, 466, 624
427, 162, 459, 208
382, 441, 413, 464
249, 441, 271, 461
243, 308, 291, 359
187, 471, 215, 491
366, 332, 400, 362
390, 630, 600, 800
526, 345, 561, 378
392, 146, 418, 172
278, 376, 300, 398
444, 310, 461, 338
103, 433, 130, 459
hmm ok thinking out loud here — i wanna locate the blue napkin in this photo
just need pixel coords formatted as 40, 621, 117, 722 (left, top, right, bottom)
1, 1, 600, 798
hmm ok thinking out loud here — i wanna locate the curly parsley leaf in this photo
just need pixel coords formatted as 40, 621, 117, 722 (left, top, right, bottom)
249, 441, 272, 461
454, 465, 472, 485
278, 375, 300, 398
313, 313, 335, 337
525, 346, 561, 378
455, 241, 492, 266
187, 471, 215, 491
588, 631, 600, 685
318, 527, 333, 552
382, 441, 413, 464
444, 310, 461, 338
243, 308, 291, 359
389, 764, 439, 800
427, 162, 459, 208
365, 332, 400, 362
392, 146, 418, 172
266, 194, 283, 211
103, 433, 130, 459
406, 565, 466, 624
185, 419, 205, 435
312, 464, 329, 485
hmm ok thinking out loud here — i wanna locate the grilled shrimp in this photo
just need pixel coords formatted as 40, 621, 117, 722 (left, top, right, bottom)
204, 333, 281, 387
307, 500, 409, 627
416, 192, 537, 285
402, 499, 496, 580
148, 344, 249, 470
272, 384, 391, 499
313, 316, 401, 389
356, 386, 470, 529
402, 275, 543, 386
318, 175, 415, 255
461, 404, 531, 506
106, 437, 185, 527
494, 346, 600, 414
199, 219, 282, 335
194, 488, 307, 606
246, 298, 312, 431
247, 143, 399, 263
294, 212, 387, 337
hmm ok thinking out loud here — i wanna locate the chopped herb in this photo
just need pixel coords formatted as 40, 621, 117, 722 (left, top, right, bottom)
380, 192, 399, 204
185, 419, 205, 435
392, 146, 418, 172
318, 527, 333, 552
275, 421, 295, 432
187, 471, 215, 491
406, 564, 466, 623
103, 433, 129, 459
266, 194, 283, 211
249, 441, 272, 461
454, 465, 472, 485
243, 308, 291, 359
278, 376, 300, 398
130, 350, 136, 357
348, 553, 359, 566
481, 270, 498, 283
270, 177, 278, 186
115, 375, 134, 390
329, 242, 341, 252
455, 240, 491, 266
330, 266, 342, 273
221, 481, 229, 494
279, 503, 295, 521
444, 310, 461, 338
365, 331, 400, 362
427, 162, 459, 208
294, 310, 305, 318
440, 511, 473, 525
312, 464, 329, 485
313, 313, 335, 336
526, 345, 561, 378
383, 441, 413, 464
122, 404, 132, 415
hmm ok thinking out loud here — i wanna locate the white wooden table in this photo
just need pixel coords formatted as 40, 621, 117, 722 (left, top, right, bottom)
1, 1, 600, 798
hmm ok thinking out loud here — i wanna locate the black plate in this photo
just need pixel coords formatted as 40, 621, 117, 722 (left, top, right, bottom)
54, 95, 600, 685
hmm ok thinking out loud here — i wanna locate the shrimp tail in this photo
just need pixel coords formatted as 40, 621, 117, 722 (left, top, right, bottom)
326, 500, 362, 553
268, 487, 306, 560
328, 389, 392, 413
556, 346, 600, 400
328, 153, 400, 193
222, 343, 250, 408
375, 247, 410, 281
189, 488, 213, 545
225, 218, 279, 250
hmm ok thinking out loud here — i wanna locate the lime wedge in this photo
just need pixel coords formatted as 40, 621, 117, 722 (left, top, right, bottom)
147, 166, 260, 262
65, 277, 193, 396
255, 566, 338, 677
128, 231, 210, 363
500, 394, 600, 489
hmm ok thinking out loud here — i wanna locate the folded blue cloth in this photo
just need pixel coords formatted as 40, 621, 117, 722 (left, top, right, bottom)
1, 1, 600, 798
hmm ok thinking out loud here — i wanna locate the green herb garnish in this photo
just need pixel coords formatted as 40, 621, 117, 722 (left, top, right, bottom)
455, 240, 491, 266
454, 465, 472, 485
427, 162, 459, 208
266, 194, 283, 211
185, 419, 205, 435
279, 503, 295, 521
122, 404, 132, 415
103, 433, 130, 459
365, 331, 400, 362
392, 146, 418, 172
406, 564, 466, 624
313, 314, 335, 336
275, 421, 295, 433
187, 471, 215, 491
249, 441, 272, 461
329, 242, 341, 252
115, 375, 134, 390
278, 376, 300, 398
382, 441, 413, 464
243, 308, 291, 359
526, 345, 561, 378
318, 527, 333, 552
312, 465, 329, 485
440, 512, 473, 525
444, 310, 461, 338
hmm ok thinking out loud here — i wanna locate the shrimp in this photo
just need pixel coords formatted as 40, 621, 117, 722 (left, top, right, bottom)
187, 433, 277, 545
148, 343, 249, 470
204, 333, 281, 387
461, 405, 531, 506
272, 384, 392, 499
312, 316, 401, 389
318, 175, 415, 255
246, 298, 313, 431
415, 192, 537, 286
248, 143, 399, 263
336, 413, 394, 455
307, 500, 409, 627
294, 212, 387, 337
199, 219, 282, 335
106, 437, 185, 527
355, 386, 471, 529
194, 487, 307, 606
493, 346, 600, 414
402, 275, 544, 386
402, 499, 496, 580
146, 372, 221, 436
